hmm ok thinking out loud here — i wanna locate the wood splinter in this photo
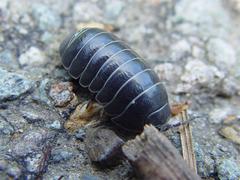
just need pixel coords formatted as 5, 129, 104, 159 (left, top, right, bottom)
179, 110, 197, 172
122, 125, 201, 180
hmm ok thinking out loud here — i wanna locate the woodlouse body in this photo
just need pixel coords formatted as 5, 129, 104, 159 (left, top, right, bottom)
59, 28, 171, 132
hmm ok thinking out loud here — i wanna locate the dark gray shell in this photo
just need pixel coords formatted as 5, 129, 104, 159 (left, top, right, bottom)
59, 28, 171, 132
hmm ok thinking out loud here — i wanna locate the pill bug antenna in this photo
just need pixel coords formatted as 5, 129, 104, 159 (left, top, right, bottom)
156, 114, 207, 132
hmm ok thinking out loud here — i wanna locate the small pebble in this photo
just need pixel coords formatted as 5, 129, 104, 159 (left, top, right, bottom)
19, 47, 47, 67
49, 82, 75, 107
75, 128, 86, 141
217, 158, 240, 180
85, 127, 124, 167
32, 4, 61, 31
169, 39, 191, 61
49, 120, 62, 130
219, 126, 240, 145
51, 149, 73, 163
6, 164, 22, 179
25, 153, 43, 173
0, 67, 34, 101
207, 38, 236, 71
0, 117, 15, 135
81, 174, 99, 180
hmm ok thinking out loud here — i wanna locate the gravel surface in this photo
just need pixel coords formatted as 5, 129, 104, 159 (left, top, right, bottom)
0, 0, 240, 179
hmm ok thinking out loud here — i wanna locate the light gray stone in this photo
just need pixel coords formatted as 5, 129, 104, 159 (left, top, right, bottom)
0, 68, 34, 101
19, 47, 47, 67
176, 60, 225, 93
0, 116, 15, 135
217, 158, 240, 180
154, 63, 182, 82
51, 149, 73, 163
48, 120, 61, 130
105, 1, 125, 20
0, 50, 19, 69
25, 153, 43, 173
207, 38, 236, 72
173, 0, 232, 38
73, 2, 102, 23
169, 39, 191, 61
32, 78, 52, 105
12, 128, 55, 157
32, 4, 61, 31
220, 77, 240, 96
49, 82, 75, 107
209, 107, 233, 124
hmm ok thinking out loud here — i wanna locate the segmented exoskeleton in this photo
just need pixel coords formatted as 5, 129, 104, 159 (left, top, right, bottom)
59, 28, 170, 132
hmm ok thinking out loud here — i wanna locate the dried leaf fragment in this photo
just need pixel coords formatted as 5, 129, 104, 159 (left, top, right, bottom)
64, 101, 102, 132
170, 102, 189, 117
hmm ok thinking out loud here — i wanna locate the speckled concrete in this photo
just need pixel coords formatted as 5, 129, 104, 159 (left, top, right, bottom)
0, 0, 240, 179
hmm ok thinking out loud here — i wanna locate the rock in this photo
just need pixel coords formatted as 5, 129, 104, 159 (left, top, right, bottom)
19, 13, 34, 27
5, 163, 22, 179
0, 109, 27, 134
73, 2, 102, 23
0, 116, 15, 135
32, 79, 51, 105
51, 149, 73, 163
219, 126, 240, 145
20, 103, 62, 127
25, 153, 43, 173
169, 39, 191, 62
105, 1, 125, 20
49, 82, 75, 107
228, 0, 240, 13
85, 127, 124, 167
217, 158, 240, 180
164, 130, 182, 153
10, 128, 54, 176
20, 107, 44, 124
173, 0, 231, 38
0, 33, 4, 42
81, 174, 99, 180
0, 68, 34, 101
207, 38, 236, 72
176, 60, 224, 94
0, 159, 8, 171
75, 128, 86, 141
154, 63, 182, 83
209, 107, 233, 124
19, 47, 47, 67
182, 60, 224, 85
49, 120, 62, 130
52, 68, 71, 81
191, 45, 205, 59
12, 128, 55, 157
40, 32, 54, 44
32, 4, 61, 31
190, 112, 240, 178
0, 50, 18, 69
16, 26, 28, 35
194, 143, 216, 177
220, 77, 240, 96
0, 159, 22, 179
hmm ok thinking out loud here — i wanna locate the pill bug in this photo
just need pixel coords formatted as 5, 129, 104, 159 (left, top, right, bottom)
59, 28, 171, 132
